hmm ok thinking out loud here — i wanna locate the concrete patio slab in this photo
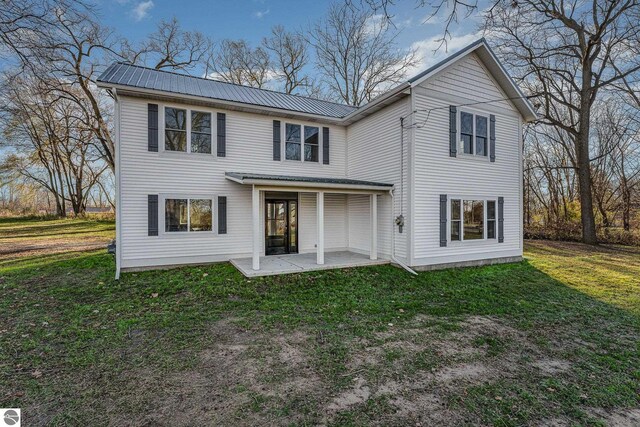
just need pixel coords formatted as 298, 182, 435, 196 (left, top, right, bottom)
230, 251, 389, 277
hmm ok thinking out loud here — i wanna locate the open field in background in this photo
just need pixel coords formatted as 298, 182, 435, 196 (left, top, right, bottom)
0, 217, 114, 264
0, 218, 638, 426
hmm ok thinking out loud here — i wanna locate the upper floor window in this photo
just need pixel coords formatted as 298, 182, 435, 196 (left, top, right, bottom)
285, 123, 301, 160
165, 107, 187, 152
304, 126, 319, 162
460, 111, 488, 157
285, 123, 321, 163
191, 111, 212, 154
164, 107, 212, 154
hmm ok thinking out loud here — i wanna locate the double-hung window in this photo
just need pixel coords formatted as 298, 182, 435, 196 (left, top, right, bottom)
285, 123, 301, 160
164, 107, 212, 154
191, 111, 212, 154
165, 198, 213, 232
487, 200, 496, 239
460, 111, 488, 157
304, 126, 319, 162
450, 198, 496, 242
165, 107, 187, 152
285, 123, 321, 163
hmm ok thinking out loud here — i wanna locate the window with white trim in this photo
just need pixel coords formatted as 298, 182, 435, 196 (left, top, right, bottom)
304, 126, 319, 162
285, 122, 322, 163
460, 111, 488, 157
487, 200, 496, 239
165, 107, 187, 152
164, 107, 212, 154
285, 123, 301, 160
191, 111, 212, 154
165, 198, 213, 232
450, 198, 496, 241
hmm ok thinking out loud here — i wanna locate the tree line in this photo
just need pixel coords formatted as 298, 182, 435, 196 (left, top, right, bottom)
1, 0, 639, 245
0, 1, 416, 216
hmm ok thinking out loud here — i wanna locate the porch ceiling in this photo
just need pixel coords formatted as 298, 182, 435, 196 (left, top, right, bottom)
225, 172, 393, 192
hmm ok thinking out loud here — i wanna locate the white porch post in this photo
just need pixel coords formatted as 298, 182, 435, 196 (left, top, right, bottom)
317, 191, 325, 265
370, 194, 378, 260
252, 186, 260, 270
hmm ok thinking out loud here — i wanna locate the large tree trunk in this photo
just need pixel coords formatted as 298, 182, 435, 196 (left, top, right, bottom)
576, 114, 597, 244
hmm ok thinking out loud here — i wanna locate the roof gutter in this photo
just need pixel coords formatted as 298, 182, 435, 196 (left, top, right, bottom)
226, 176, 392, 192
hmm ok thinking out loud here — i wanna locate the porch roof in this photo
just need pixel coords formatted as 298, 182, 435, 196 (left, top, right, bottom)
225, 172, 393, 191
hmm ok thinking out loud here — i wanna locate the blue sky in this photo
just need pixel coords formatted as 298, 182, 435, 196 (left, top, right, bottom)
95, 0, 485, 77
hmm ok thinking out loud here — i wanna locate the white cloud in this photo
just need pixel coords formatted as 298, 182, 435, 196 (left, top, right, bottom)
132, 0, 154, 22
407, 31, 482, 76
253, 9, 270, 19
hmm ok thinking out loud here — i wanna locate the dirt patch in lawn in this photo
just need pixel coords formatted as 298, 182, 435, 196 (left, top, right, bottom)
13, 314, 634, 426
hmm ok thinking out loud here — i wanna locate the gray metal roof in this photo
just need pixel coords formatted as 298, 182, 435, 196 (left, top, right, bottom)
97, 62, 358, 119
225, 172, 393, 188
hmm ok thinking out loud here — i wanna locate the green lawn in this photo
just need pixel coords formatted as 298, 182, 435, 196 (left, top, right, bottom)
0, 218, 638, 426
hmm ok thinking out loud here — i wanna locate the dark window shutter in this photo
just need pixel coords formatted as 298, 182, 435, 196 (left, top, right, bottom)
217, 113, 226, 157
322, 127, 330, 165
449, 106, 457, 157
273, 120, 281, 161
148, 104, 158, 152
498, 196, 504, 243
440, 194, 447, 247
148, 195, 158, 236
218, 196, 227, 234
490, 114, 496, 162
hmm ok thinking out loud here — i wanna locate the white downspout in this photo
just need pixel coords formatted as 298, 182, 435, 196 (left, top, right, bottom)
113, 87, 122, 280
389, 188, 417, 275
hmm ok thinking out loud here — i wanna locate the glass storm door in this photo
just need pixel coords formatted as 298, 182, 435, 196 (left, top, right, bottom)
265, 200, 298, 255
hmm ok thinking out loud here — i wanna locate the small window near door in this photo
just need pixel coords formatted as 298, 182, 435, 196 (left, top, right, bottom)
285, 123, 301, 160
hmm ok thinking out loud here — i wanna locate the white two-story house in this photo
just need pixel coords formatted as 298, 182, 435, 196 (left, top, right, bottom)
97, 38, 537, 278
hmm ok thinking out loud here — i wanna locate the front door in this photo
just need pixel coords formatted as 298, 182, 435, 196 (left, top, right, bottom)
265, 199, 298, 255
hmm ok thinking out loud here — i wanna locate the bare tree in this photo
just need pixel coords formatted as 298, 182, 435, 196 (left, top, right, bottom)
208, 39, 271, 88
122, 17, 212, 73
349, 0, 478, 49
1, 73, 108, 216
0, 1, 119, 170
484, 1, 640, 244
311, 3, 418, 106
263, 26, 310, 94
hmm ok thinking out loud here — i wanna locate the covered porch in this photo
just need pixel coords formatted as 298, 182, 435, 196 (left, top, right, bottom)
230, 250, 389, 277
225, 172, 393, 277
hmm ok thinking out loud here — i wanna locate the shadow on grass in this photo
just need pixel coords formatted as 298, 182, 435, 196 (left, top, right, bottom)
1, 249, 638, 426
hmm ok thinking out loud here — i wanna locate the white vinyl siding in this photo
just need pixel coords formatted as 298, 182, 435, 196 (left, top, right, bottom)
118, 96, 348, 267
412, 52, 523, 265
347, 98, 409, 261
116, 49, 525, 270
